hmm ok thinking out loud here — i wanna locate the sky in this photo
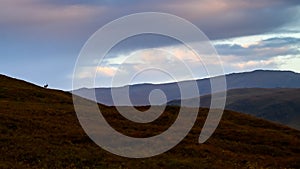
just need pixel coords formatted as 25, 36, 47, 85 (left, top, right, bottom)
1, 0, 300, 90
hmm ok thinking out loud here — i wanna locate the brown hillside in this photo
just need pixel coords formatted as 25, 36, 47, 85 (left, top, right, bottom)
1, 74, 300, 169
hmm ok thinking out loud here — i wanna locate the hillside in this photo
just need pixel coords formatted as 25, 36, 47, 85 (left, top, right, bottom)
168, 88, 300, 130
1, 74, 300, 168
73, 70, 300, 106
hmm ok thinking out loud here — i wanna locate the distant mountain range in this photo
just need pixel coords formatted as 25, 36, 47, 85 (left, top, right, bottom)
73, 70, 300, 106
168, 88, 300, 130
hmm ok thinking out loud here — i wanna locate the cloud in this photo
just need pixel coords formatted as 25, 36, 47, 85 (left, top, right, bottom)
0, 0, 106, 38
275, 55, 300, 72
215, 37, 300, 61
89, 35, 300, 86
232, 59, 277, 69
84, 44, 224, 87
73, 33, 300, 87
259, 37, 300, 48
154, 0, 300, 39
96, 66, 117, 77
1, 0, 299, 59
1, 0, 299, 40
104, 34, 183, 59
213, 35, 300, 73
75, 66, 96, 79
2, 0, 300, 89
0, 0, 105, 24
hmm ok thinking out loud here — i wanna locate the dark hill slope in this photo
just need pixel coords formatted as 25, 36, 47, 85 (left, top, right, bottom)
168, 88, 300, 130
1, 74, 300, 169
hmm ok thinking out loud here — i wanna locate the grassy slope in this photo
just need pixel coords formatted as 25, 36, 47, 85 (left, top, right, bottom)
169, 88, 300, 130
1, 75, 300, 169
223, 88, 300, 129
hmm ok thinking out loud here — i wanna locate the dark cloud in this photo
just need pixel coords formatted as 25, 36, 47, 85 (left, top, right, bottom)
2, 0, 299, 40
45, 0, 141, 6
258, 37, 300, 48
1, 0, 300, 89
216, 37, 300, 61
190, 3, 299, 39
104, 34, 182, 59
102, 0, 300, 40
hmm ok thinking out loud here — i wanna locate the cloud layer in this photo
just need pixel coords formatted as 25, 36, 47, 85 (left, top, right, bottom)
1, 0, 300, 89
1, 0, 299, 39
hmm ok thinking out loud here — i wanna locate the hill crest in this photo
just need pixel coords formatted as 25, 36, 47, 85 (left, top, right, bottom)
1, 74, 300, 168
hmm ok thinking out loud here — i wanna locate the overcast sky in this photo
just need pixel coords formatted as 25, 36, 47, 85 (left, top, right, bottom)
1, 0, 300, 89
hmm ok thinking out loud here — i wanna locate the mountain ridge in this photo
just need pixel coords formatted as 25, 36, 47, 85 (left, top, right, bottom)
73, 69, 300, 106
74, 69, 299, 90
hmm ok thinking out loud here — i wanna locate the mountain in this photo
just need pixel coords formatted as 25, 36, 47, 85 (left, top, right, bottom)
73, 70, 300, 106
1, 74, 300, 168
168, 88, 300, 130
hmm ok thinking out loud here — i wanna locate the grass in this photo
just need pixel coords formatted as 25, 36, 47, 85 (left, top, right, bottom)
0, 74, 300, 168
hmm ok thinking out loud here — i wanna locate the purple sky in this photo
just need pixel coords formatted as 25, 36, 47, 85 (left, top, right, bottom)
1, 0, 300, 90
